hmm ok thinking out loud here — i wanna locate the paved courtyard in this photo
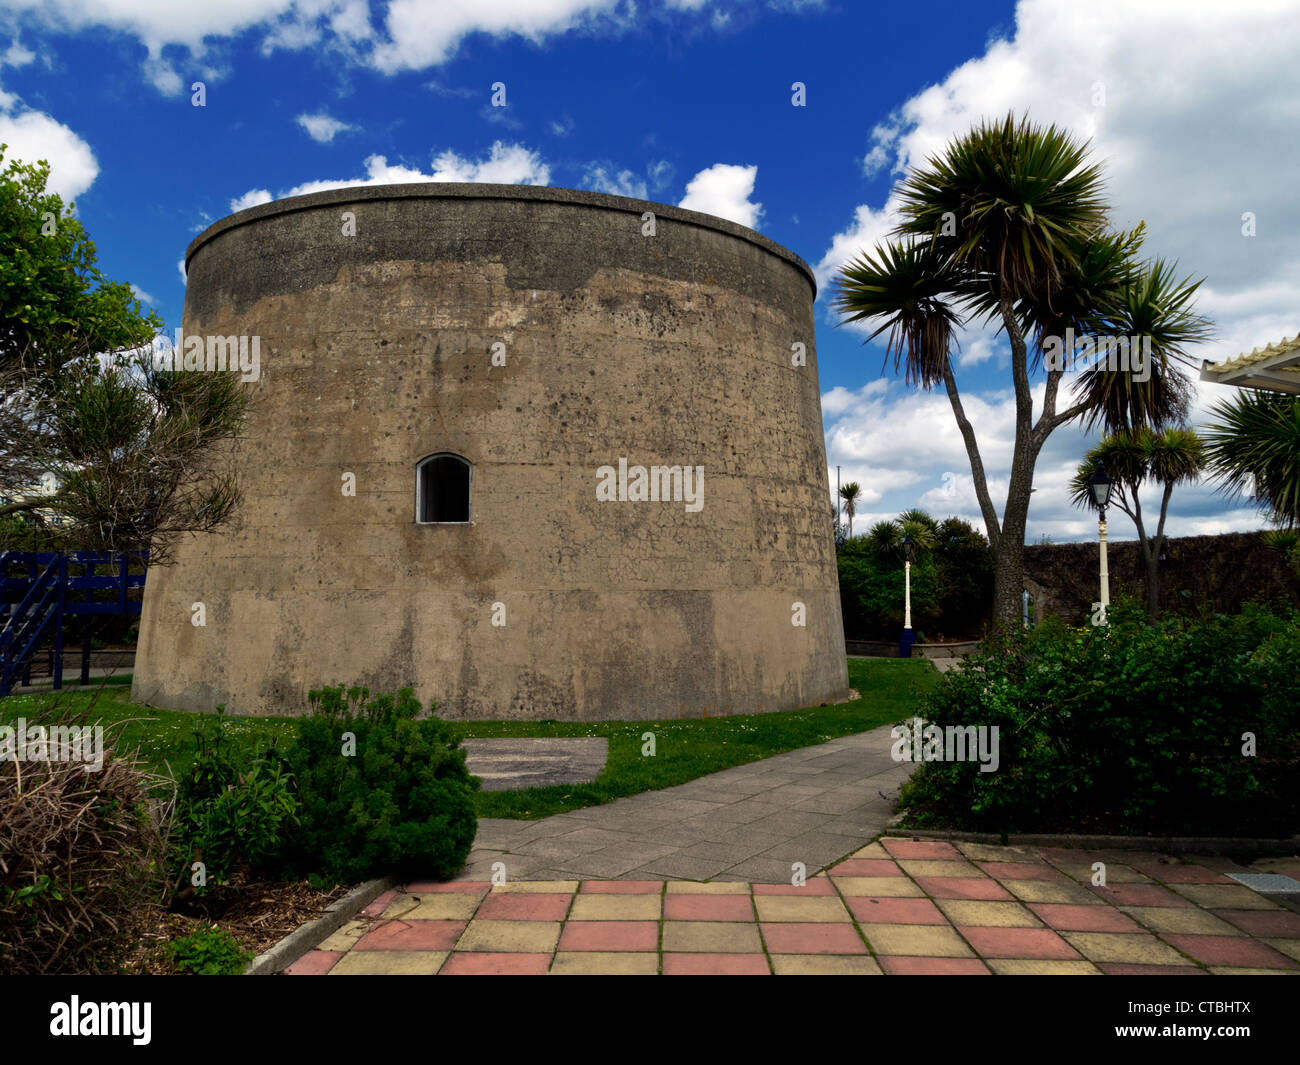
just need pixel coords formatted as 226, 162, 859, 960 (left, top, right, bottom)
455, 725, 913, 883
286, 838, 1300, 975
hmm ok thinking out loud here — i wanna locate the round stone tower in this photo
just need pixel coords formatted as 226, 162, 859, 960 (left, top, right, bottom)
132, 183, 848, 719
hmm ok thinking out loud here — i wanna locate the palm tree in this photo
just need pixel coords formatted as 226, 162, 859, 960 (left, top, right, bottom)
1202, 390, 1300, 529
1069, 427, 1206, 622
839, 482, 861, 538
834, 113, 1211, 630
865, 514, 938, 561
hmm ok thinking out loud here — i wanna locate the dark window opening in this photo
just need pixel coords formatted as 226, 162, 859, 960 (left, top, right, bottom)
417, 454, 470, 523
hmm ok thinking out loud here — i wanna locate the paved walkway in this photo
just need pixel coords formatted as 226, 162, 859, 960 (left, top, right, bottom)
286, 838, 1300, 974
456, 725, 913, 882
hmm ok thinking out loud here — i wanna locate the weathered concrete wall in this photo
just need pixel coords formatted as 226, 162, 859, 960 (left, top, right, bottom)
133, 184, 849, 719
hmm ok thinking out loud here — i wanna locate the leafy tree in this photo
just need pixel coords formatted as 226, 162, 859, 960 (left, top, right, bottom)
833, 114, 1211, 629
1069, 427, 1206, 622
838, 481, 861, 538
1202, 389, 1300, 529
0, 147, 249, 561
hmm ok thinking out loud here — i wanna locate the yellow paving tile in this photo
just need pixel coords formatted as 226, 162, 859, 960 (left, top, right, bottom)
384, 893, 481, 921
1060, 932, 1189, 966
1171, 884, 1279, 910
550, 952, 660, 975
987, 959, 1101, 975
861, 924, 973, 958
328, 950, 448, 974
1265, 938, 1300, 963
830, 876, 924, 898
1050, 863, 1150, 884
934, 900, 1042, 928
491, 881, 579, 893
1207, 966, 1298, 976
568, 894, 663, 921
665, 881, 752, 894
955, 843, 1041, 863
317, 919, 369, 952
1120, 905, 1242, 936
897, 859, 981, 878
753, 896, 851, 923
456, 920, 562, 953
849, 842, 891, 859
661, 921, 763, 952
1003, 880, 1103, 905
771, 954, 882, 975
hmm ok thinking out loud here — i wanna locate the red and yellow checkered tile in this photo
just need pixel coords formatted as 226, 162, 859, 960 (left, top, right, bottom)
284, 839, 1300, 975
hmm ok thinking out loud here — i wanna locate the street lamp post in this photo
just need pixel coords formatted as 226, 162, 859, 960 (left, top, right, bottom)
1087, 460, 1113, 625
899, 534, 916, 658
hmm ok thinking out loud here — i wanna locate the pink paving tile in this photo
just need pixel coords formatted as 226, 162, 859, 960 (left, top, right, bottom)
761, 923, 869, 955
846, 897, 948, 925
1097, 963, 1207, 975
439, 952, 551, 975
663, 953, 770, 975
879, 956, 991, 975
406, 881, 491, 894
580, 881, 665, 894
353, 920, 466, 952
828, 859, 905, 877
476, 892, 572, 921
1091, 883, 1192, 907
1161, 935, 1300, 969
976, 861, 1068, 882
1129, 863, 1233, 884
880, 839, 962, 860
1211, 909, 1300, 938
1029, 903, 1143, 933
283, 949, 341, 975
360, 889, 400, 917
957, 926, 1081, 960
754, 877, 837, 896
915, 876, 1013, 901
558, 921, 660, 952
664, 894, 756, 921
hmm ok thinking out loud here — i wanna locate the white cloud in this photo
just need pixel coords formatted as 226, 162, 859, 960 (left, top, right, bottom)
2, 41, 35, 67
678, 162, 762, 228
177, 258, 187, 284
226, 142, 551, 210
582, 164, 647, 199
129, 283, 154, 304
0, 105, 98, 200
229, 188, 273, 212
296, 112, 356, 143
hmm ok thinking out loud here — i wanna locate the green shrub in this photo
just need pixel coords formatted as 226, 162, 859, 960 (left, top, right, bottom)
172, 711, 299, 890
897, 602, 1300, 836
167, 926, 252, 975
280, 685, 478, 884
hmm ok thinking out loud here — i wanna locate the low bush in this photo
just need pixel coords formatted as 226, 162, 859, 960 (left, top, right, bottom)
167, 925, 252, 975
171, 710, 299, 894
897, 602, 1300, 836
0, 711, 167, 974
279, 685, 478, 884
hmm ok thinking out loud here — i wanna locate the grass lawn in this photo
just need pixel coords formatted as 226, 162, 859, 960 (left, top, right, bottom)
0, 657, 939, 818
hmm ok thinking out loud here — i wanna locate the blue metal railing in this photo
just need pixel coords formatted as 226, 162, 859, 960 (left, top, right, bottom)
0, 550, 148, 696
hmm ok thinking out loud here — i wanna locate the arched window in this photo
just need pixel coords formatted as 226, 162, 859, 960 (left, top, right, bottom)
416, 453, 471, 523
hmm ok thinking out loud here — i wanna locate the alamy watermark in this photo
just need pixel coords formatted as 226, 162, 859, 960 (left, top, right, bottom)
152, 327, 261, 382
1042, 328, 1151, 382
0, 718, 104, 771
891, 716, 1000, 773
595, 458, 704, 512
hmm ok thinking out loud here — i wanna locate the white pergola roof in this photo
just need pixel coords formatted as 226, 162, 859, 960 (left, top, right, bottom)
1200, 333, 1300, 394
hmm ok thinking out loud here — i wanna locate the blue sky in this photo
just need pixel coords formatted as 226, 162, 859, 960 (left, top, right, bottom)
1, 0, 1295, 544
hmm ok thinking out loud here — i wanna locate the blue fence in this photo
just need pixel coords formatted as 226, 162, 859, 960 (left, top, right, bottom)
0, 550, 148, 696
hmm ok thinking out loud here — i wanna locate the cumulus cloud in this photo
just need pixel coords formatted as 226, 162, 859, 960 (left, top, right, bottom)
226, 142, 551, 210
678, 163, 762, 228
0, 105, 98, 200
129, 283, 154, 304
296, 112, 356, 143
582, 165, 647, 200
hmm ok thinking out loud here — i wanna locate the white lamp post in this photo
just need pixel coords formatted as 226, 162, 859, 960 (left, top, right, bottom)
1087, 461, 1113, 625
899, 534, 916, 657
